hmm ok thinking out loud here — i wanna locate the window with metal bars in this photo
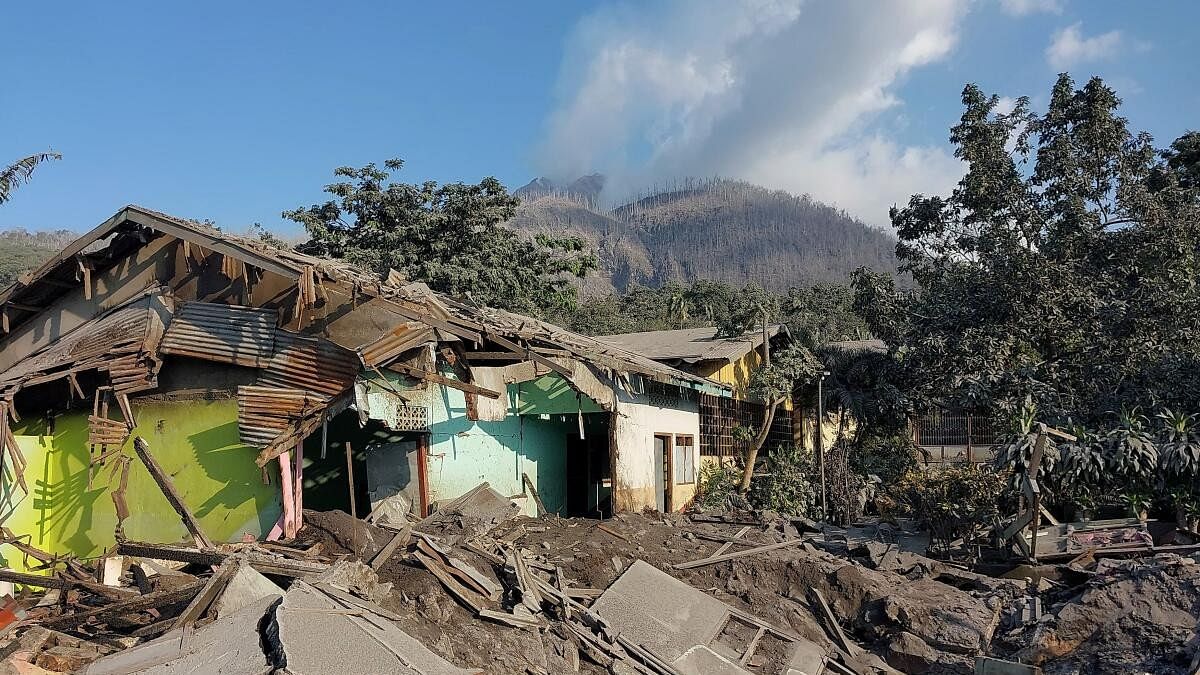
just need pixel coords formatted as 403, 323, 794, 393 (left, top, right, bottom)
698, 393, 792, 457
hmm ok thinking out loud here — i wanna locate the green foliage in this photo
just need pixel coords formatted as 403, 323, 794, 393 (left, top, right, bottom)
1, 152, 60, 205
288, 160, 597, 316
854, 75, 1200, 426
696, 461, 742, 511
850, 432, 920, 485
990, 400, 1059, 492
750, 443, 817, 518
1104, 406, 1158, 486
747, 345, 821, 404
892, 465, 1006, 555
0, 229, 77, 288
1158, 408, 1200, 479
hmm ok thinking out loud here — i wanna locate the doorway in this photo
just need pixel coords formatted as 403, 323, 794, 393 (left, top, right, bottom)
565, 414, 612, 517
653, 434, 672, 512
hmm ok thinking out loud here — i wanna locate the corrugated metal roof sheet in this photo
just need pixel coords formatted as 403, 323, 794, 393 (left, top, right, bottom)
258, 331, 359, 399
0, 295, 166, 395
160, 302, 278, 368
237, 385, 326, 448
358, 321, 435, 367
595, 325, 786, 364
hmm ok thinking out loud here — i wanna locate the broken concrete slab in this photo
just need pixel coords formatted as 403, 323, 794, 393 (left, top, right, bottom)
591, 560, 827, 675
83, 593, 280, 675
212, 564, 284, 618
274, 581, 479, 675
418, 482, 521, 539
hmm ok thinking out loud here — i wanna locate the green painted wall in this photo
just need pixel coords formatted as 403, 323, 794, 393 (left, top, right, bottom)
515, 375, 604, 416
1, 399, 280, 574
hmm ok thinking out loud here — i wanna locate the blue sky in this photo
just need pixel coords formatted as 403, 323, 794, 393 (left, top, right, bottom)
2, 1, 1197, 233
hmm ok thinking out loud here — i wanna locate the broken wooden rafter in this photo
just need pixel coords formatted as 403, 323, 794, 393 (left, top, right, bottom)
386, 362, 502, 399
132, 437, 215, 550
484, 332, 574, 379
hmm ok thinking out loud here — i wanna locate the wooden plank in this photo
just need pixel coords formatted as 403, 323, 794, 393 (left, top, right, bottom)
412, 550, 483, 613
710, 525, 752, 558
132, 437, 215, 550
672, 539, 805, 569
522, 473, 548, 517
810, 587, 857, 656
172, 561, 240, 629
370, 525, 411, 571
386, 362, 502, 399
0, 569, 67, 589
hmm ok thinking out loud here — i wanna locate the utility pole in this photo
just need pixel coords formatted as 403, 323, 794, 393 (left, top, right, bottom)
817, 370, 830, 519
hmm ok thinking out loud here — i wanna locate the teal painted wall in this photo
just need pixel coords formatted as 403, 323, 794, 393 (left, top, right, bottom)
1, 399, 281, 574
427, 381, 576, 517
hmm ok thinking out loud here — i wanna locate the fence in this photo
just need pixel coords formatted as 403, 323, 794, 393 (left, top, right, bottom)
912, 411, 1002, 464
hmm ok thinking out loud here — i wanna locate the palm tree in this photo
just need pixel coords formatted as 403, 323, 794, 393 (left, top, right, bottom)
0, 152, 61, 205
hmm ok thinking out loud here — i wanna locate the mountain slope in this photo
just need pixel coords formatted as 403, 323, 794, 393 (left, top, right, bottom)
509, 177, 898, 292
0, 229, 78, 287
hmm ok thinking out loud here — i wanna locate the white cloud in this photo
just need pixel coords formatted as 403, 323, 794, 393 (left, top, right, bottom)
1046, 22, 1122, 70
535, 0, 968, 226
999, 0, 1063, 17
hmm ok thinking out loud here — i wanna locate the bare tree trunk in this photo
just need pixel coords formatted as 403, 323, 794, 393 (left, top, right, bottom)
738, 312, 777, 494
738, 398, 780, 494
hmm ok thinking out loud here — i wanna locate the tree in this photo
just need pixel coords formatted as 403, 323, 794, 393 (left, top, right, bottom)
1, 152, 60, 205
856, 75, 1200, 427
288, 160, 597, 315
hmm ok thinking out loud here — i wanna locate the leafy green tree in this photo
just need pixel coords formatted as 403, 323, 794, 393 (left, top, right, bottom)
1, 152, 60, 205
288, 160, 597, 315
856, 75, 1200, 427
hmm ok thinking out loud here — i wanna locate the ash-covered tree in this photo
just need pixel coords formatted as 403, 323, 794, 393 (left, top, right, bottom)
855, 74, 1200, 426
287, 160, 597, 315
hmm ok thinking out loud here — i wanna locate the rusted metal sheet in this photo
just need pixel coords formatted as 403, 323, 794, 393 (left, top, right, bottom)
160, 302, 278, 368
0, 295, 166, 396
358, 320, 435, 368
258, 331, 359, 399
237, 385, 325, 447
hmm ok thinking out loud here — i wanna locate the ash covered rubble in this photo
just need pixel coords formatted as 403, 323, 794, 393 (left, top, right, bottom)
0, 484, 1197, 675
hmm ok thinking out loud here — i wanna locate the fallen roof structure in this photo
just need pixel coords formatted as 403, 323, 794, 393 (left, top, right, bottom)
598, 325, 788, 368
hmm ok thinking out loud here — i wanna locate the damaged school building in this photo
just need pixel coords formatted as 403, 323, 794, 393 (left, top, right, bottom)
0, 205, 747, 569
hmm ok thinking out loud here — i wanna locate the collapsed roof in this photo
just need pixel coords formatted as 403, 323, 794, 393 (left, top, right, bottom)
0, 205, 728, 480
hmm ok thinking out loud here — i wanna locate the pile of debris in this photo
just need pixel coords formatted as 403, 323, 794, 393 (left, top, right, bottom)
0, 486, 1198, 674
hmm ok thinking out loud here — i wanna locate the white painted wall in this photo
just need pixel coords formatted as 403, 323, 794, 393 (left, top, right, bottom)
612, 389, 700, 512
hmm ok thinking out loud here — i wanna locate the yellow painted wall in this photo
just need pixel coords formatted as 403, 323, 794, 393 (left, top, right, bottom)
696, 347, 793, 411
0, 399, 280, 574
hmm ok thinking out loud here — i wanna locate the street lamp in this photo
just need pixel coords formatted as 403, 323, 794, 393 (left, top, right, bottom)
817, 370, 830, 519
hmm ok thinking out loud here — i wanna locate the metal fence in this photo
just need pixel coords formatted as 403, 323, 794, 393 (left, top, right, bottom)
912, 411, 1002, 463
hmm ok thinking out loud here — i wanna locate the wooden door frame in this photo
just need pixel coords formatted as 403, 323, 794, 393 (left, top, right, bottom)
654, 433, 674, 512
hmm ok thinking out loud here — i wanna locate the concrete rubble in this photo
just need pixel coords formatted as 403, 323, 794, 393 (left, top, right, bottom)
0, 493, 1197, 675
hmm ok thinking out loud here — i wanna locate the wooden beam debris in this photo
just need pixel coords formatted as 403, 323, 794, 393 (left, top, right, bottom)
132, 437, 215, 550
672, 538, 806, 570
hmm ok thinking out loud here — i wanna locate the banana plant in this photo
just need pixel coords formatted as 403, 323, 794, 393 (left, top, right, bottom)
1158, 408, 1200, 479
1105, 405, 1159, 485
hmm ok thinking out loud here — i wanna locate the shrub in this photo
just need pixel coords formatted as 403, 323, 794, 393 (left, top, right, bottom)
892, 465, 1005, 556
826, 440, 866, 525
850, 432, 920, 485
697, 461, 741, 511
750, 443, 817, 518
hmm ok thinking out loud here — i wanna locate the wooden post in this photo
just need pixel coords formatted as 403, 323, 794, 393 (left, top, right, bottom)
345, 441, 357, 518
278, 451, 296, 538
292, 441, 304, 535
132, 437, 215, 550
